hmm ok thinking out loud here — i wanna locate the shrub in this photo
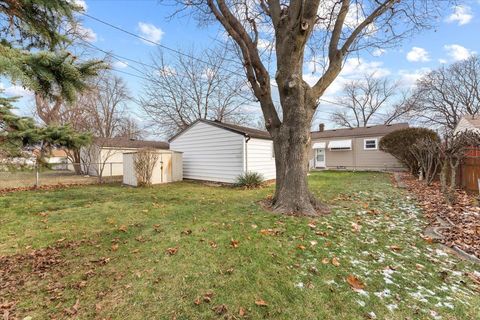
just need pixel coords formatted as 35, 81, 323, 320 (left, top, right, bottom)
380, 127, 439, 174
235, 171, 264, 188
134, 148, 159, 187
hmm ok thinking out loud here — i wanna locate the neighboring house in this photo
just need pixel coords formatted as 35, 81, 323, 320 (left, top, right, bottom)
309, 123, 408, 171
32, 148, 71, 170
169, 119, 275, 183
81, 137, 169, 177
453, 116, 480, 135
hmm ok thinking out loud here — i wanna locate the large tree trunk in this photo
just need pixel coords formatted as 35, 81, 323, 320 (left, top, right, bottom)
269, 89, 328, 216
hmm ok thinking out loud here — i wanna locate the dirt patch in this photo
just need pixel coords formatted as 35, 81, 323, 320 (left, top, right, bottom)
399, 172, 480, 260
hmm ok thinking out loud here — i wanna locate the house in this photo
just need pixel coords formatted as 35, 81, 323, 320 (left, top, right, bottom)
169, 119, 275, 183
454, 116, 480, 135
33, 148, 71, 170
309, 123, 408, 171
81, 137, 170, 177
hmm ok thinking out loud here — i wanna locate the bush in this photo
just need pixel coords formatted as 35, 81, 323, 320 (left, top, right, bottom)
380, 127, 439, 174
235, 171, 264, 188
134, 148, 159, 187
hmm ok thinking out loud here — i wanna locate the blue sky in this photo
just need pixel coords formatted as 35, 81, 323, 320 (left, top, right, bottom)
3, 0, 480, 133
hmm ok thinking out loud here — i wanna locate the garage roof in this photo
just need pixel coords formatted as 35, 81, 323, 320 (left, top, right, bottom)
169, 119, 272, 141
311, 123, 409, 139
93, 137, 169, 149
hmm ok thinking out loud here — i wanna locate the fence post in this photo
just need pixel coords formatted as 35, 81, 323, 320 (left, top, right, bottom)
35, 161, 39, 188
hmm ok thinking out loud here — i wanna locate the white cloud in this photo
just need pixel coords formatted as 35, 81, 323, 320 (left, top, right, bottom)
71, 0, 87, 11
372, 48, 386, 57
112, 61, 128, 69
444, 44, 475, 61
138, 22, 164, 45
3, 85, 33, 97
398, 68, 431, 88
406, 47, 430, 62
446, 5, 473, 26
77, 25, 97, 43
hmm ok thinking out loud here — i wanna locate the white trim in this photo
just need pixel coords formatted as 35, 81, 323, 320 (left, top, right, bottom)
315, 148, 326, 168
363, 138, 378, 150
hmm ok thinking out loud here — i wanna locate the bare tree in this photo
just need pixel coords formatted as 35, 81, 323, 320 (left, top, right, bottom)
85, 72, 131, 138
331, 73, 415, 128
116, 117, 144, 140
173, 0, 449, 215
140, 47, 252, 137
413, 55, 480, 132
134, 148, 159, 187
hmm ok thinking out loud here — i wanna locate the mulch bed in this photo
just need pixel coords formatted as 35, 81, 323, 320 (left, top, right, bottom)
399, 172, 480, 260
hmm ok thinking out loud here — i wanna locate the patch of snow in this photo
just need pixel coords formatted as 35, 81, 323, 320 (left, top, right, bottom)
367, 311, 377, 319
295, 282, 304, 289
374, 289, 391, 299
356, 300, 366, 307
386, 304, 398, 312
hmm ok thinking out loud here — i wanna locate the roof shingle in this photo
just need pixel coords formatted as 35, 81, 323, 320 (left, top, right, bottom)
93, 137, 169, 149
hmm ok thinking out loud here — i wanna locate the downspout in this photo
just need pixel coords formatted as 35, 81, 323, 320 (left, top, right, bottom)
245, 134, 251, 173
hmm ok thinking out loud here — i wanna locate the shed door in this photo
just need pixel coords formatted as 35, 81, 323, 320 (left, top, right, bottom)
315, 148, 326, 168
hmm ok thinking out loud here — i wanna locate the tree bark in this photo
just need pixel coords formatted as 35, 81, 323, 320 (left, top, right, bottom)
269, 88, 328, 216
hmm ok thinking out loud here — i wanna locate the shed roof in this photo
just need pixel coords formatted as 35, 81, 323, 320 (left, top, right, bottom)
93, 137, 169, 149
169, 119, 272, 141
311, 123, 409, 139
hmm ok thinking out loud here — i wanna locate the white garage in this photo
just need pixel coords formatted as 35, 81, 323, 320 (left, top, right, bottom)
169, 119, 275, 183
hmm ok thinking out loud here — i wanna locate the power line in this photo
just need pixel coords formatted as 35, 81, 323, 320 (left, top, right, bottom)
79, 12, 349, 108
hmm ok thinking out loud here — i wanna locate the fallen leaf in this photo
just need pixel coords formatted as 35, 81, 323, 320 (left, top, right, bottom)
255, 299, 268, 307
415, 263, 425, 271
297, 244, 306, 250
212, 304, 228, 315
351, 222, 362, 233
315, 231, 328, 237
118, 225, 127, 232
181, 229, 192, 235
166, 247, 178, 255
389, 245, 402, 252
310, 240, 318, 247
111, 244, 119, 252
230, 239, 239, 248
332, 257, 340, 267
239, 307, 246, 317
194, 297, 201, 305
308, 223, 316, 229
346, 274, 365, 290
209, 241, 217, 248
322, 257, 330, 264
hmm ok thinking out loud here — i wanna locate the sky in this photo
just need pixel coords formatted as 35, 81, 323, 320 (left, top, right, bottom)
2, 0, 480, 136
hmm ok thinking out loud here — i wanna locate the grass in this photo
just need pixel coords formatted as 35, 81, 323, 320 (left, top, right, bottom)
0, 171, 479, 319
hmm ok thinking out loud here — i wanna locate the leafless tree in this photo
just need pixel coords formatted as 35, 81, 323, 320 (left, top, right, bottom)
413, 55, 480, 132
116, 117, 144, 140
331, 73, 416, 128
410, 138, 441, 186
140, 47, 252, 137
85, 72, 132, 138
134, 148, 159, 187
80, 140, 120, 183
172, 0, 449, 215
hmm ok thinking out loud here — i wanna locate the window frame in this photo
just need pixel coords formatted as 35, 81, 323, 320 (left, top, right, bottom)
363, 138, 378, 150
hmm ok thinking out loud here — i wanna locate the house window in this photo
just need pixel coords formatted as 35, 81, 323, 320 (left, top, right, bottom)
364, 138, 378, 150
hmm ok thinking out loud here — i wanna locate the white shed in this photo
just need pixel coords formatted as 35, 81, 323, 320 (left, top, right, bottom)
80, 138, 170, 177
169, 120, 275, 183
123, 150, 183, 186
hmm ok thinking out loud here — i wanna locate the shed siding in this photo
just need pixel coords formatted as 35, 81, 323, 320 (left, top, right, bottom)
246, 138, 276, 180
454, 118, 480, 135
170, 121, 245, 183
309, 136, 403, 171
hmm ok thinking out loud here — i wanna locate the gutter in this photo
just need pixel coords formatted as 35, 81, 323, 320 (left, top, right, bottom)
245, 134, 251, 172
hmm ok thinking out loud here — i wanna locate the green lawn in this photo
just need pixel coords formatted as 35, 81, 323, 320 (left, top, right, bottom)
0, 171, 479, 319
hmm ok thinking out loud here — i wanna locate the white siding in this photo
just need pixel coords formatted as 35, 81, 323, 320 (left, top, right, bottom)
246, 138, 276, 180
454, 118, 480, 135
170, 122, 245, 183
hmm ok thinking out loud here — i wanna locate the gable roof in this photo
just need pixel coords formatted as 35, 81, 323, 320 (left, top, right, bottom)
311, 123, 409, 139
93, 137, 169, 149
169, 119, 272, 142
461, 116, 480, 128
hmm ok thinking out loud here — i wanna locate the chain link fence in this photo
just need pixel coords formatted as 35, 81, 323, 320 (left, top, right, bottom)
0, 162, 124, 189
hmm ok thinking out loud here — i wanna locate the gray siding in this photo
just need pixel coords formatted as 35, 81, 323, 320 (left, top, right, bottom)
170, 121, 245, 183
310, 136, 404, 171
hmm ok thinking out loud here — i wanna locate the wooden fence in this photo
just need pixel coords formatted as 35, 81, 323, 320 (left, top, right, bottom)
458, 148, 480, 192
